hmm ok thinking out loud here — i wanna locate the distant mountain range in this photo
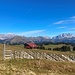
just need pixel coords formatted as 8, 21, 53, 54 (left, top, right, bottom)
0, 33, 16, 40
0, 33, 75, 44
52, 33, 75, 39
52, 33, 75, 43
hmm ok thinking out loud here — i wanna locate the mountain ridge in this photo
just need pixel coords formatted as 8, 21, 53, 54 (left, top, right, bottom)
52, 33, 75, 39
0, 33, 75, 44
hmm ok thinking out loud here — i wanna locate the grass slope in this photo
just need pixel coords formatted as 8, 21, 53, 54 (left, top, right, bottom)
0, 44, 75, 75
0, 59, 75, 75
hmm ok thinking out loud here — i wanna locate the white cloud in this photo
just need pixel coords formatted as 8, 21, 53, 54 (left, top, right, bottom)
53, 16, 75, 25
53, 20, 65, 24
69, 28, 75, 30
57, 26, 66, 29
71, 16, 75, 19
16, 30, 46, 36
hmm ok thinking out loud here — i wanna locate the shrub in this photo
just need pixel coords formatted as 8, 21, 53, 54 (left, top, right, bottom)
48, 48, 51, 50
73, 46, 75, 51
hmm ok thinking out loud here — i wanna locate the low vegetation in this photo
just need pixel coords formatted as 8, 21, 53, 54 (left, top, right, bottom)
38, 43, 75, 51
0, 59, 75, 75
0, 43, 75, 75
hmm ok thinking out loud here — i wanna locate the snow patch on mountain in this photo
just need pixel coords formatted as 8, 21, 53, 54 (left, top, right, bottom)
0, 33, 16, 40
52, 33, 75, 39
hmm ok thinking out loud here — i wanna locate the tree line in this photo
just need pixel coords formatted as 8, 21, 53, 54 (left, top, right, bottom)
38, 45, 75, 51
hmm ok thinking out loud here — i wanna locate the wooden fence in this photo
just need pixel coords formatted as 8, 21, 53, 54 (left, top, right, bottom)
3, 50, 75, 62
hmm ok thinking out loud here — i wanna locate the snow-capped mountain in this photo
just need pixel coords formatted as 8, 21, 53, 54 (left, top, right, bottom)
43, 36, 51, 39
0, 33, 75, 44
0, 33, 16, 40
52, 33, 75, 39
52, 33, 75, 43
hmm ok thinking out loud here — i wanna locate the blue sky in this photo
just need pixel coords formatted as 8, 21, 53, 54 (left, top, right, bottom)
0, 0, 75, 37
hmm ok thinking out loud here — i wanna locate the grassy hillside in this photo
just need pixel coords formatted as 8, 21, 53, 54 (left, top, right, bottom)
0, 44, 75, 75
0, 44, 75, 60
45, 44, 66, 49
44, 44, 73, 50
0, 59, 75, 75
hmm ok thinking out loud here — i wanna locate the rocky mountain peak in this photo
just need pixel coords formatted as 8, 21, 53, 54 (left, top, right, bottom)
52, 33, 75, 39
